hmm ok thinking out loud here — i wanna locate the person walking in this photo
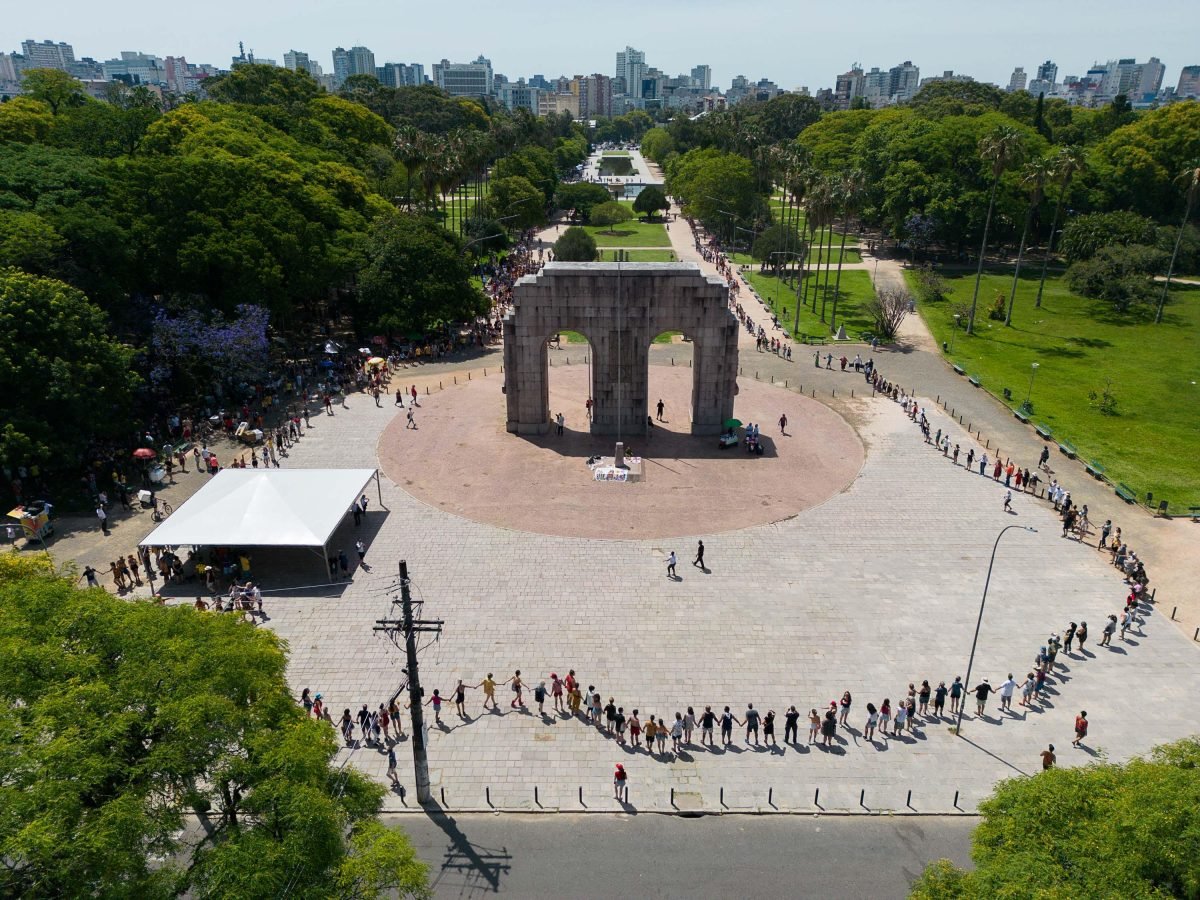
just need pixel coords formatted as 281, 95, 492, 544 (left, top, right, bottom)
656, 399, 665, 421
555, 412, 565, 436
671, 712, 684, 752
1064, 621, 1078, 653
693, 540, 705, 569
779, 413, 788, 434
96, 504, 110, 536
878, 699, 892, 737
614, 764, 628, 801
864, 703, 879, 741
406, 407, 416, 429
1072, 711, 1088, 748
453, 679, 470, 717
1100, 615, 1117, 647
508, 670, 525, 709
387, 745, 399, 786
821, 709, 837, 747
1004, 489, 1013, 513
337, 549, 350, 579
479, 673, 496, 710
763, 710, 777, 746
533, 680, 547, 715
838, 691, 852, 727
666, 551, 676, 578
355, 539, 366, 567
1040, 744, 1056, 770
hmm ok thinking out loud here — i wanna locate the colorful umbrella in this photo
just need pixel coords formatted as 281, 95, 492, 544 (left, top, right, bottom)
723, 418, 743, 430
132, 448, 156, 459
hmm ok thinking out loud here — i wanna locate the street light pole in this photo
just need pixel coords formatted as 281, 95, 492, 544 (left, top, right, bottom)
1024, 362, 1040, 409
955, 524, 1037, 736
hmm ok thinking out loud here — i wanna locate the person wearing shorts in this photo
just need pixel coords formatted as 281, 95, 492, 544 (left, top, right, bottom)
743, 704, 760, 744
720, 707, 736, 744
700, 706, 716, 746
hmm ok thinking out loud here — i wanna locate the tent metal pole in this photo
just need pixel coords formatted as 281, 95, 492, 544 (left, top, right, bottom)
324, 539, 333, 583
375, 469, 383, 508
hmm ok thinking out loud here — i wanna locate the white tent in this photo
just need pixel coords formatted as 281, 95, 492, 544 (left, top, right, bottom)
140, 469, 381, 579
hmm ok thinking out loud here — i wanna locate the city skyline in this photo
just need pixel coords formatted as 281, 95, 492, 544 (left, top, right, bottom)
4, 0, 1194, 92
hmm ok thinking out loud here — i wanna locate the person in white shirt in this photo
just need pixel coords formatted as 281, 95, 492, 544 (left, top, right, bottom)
999, 674, 1018, 711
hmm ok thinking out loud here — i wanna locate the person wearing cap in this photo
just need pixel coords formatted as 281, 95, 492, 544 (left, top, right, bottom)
312, 693, 324, 719
613, 763, 628, 801
973, 679, 995, 717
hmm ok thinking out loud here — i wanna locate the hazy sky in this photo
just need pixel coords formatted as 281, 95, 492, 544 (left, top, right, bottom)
5, 0, 1193, 89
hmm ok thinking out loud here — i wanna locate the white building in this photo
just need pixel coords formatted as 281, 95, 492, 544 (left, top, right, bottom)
432, 56, 493, 96
20, 39, 74, 70
1007, 67, 1027, 92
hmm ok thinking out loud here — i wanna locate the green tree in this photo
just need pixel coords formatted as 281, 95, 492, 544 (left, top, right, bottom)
590, 200, 633, 233
829, 170, 865, 333
553, 226, 598, 261
554, 181, 612, 222
1156, 163, 1200, 323
1004, 157, 1050, 326
203, 62, 322, 106
1066, 242, 1168, 312
487, 175, 546, 229
20, 68, 85, 116
640, 127, 675, 163
357, 212, 486, 334
911, 738, 1200, 899
1060, 210, 1158, 263
632, 185, 669, 220
1034, 145, 1084, 308
0, 210, 66, 274
967, 126, 1027, 333
666, 148, 763, 237
0, 269, 138, 470
0, 564, 430, 899
0, 96, 55, 143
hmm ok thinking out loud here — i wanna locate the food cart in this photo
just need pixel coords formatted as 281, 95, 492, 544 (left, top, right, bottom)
7, 501, 54, 542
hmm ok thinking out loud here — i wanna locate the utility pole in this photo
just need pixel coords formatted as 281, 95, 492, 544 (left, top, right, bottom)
373, 560, 443, 804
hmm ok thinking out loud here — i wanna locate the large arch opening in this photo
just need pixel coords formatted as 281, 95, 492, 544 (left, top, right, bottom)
544, 328, 594, 438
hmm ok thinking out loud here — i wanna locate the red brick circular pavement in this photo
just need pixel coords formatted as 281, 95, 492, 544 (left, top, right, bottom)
378, 366, 865, 540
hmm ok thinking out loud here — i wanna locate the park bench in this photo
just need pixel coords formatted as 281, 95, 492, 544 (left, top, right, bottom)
1188, 506, 1200, 522
1058, 440, 1077, 459
1085, 460, 1106, 479
1115, 483, 1136, 503
952, 364, 966, 376
968, 374, 981, 387
1013, 409, 1030, 423
1034, 425, 1053, 440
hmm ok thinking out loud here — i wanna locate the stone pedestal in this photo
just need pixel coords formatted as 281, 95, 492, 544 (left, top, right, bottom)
614, 441, 624, 468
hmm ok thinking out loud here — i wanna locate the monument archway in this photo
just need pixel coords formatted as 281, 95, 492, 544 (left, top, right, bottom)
503, 263, 739, 436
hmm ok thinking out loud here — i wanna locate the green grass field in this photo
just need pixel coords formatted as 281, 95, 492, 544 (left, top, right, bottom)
738, 259, 877, 341
909, 267, 1200, 507
559, 329, 680, 344
596, 249, 678, 262
584, 204, 671, 247
601, 150, 631, 157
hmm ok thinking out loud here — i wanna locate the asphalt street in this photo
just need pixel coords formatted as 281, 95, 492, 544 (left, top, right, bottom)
388, 812, 975, 899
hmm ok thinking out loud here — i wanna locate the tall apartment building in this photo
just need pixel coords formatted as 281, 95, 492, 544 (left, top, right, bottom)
20, 39, 75, 70
690, 64, 711, 91
0, 53, 20, 83
284, 50, 322, 77
1007, 67, 1027, 92
331, 46, 375, 86
578, 73, 613, 118
834, 64, 864, 109
377, 62, 424, 87
615, 46, 646, 98
1177, 65, 1200, 99
537, 91, 579, 117
1036, 60, 1058, 85
888, 60, 920, 102
432, 56, 493, 96
498, 78, 540, 113
103, 51, 166, 85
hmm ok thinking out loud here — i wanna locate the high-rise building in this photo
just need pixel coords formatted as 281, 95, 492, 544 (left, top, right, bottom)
578, 73, 613, 118
615, 46, 646, 98
861, 67, 888, 106
1177, 65, 1200, 99
498, 78, 540, 113
690, 64, 711, 91
432, 56, 493, 96
0, 53, 20, 83
331, 46, 375, 86
888, 60, 920, 103
284, 50, 322, 77
103, 51, 166, 85
1007, 67, 1027, 92
834, 64, 864, 109
1036, 60, 1058, 85
20, 39, 75, 70
377, 62, 423, 87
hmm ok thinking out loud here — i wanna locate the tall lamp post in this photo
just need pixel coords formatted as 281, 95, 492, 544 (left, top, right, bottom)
955, 524, 1038, 736
1023, 362, 1040, 413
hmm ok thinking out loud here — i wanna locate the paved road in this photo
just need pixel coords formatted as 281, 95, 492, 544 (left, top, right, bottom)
392, 812, 974, 899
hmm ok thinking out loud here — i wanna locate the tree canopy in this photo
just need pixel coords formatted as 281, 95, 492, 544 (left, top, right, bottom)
632, 185, 669, 220
553, 225, 598, 261
590, 200, 633, 233
911, 738, 1200, 899
0, 558, 430, 898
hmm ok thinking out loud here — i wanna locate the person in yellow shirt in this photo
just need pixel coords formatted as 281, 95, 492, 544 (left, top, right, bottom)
478, 673, 496, 710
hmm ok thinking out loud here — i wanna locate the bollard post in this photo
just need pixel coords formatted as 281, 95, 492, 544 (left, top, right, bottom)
1194, 627, 1198, 642
672, 357, 675, 366
1171, 606, 1176, 620
454, 376, 457, 384
468, 371, 471, 380
484, 368, 487, 376
486, 786, 492, 807
768, 787, 773, 806
1150, 588, 1156, 602
860, 789, 866, 808
579, 785, 584, 806
936, 394, 940, 404
851, 389, 854, 398
814, 787, 820, 807
832, 389, 836, 398
986, 439, 990, 449
441, 787, 446, 806
438, 382, 442, 390
671, 787, 675, 807
953, 790, 960, 808
535, 786, 540, 807
906, 789, 912, 808
720, 787, 725, 807
785, 380, 788, 388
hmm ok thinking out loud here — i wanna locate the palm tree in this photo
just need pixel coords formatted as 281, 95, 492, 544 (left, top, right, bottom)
1155, 163, 1200, 324
393, 125, 426, 211
830, 170, 865, 334
1004, 157, 1051, 326
967, 126, 1027, 334
1034, 146, 1083, 309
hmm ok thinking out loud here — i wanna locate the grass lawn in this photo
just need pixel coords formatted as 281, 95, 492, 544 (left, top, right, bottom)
909, 267, 1200, 507
560, 329, 680, 344
738, 260, 877, 341
584, 208, 671, 248
601, 150, 631, 157
596, 249, 678, 262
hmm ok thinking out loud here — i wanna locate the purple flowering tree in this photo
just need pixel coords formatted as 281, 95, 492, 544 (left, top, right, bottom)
149, 304, 270, 401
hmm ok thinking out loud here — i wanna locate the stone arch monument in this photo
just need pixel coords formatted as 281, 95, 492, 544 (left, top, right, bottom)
503, 263, 739, 436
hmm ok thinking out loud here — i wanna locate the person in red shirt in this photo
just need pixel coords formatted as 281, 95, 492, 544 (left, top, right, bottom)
1072, 711, 1088, 747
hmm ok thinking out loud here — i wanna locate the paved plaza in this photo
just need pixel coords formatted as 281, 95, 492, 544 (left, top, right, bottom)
219, 367, 1196, 815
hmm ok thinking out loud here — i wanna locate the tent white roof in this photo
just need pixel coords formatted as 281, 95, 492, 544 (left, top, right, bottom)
139, 469, 377, 548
